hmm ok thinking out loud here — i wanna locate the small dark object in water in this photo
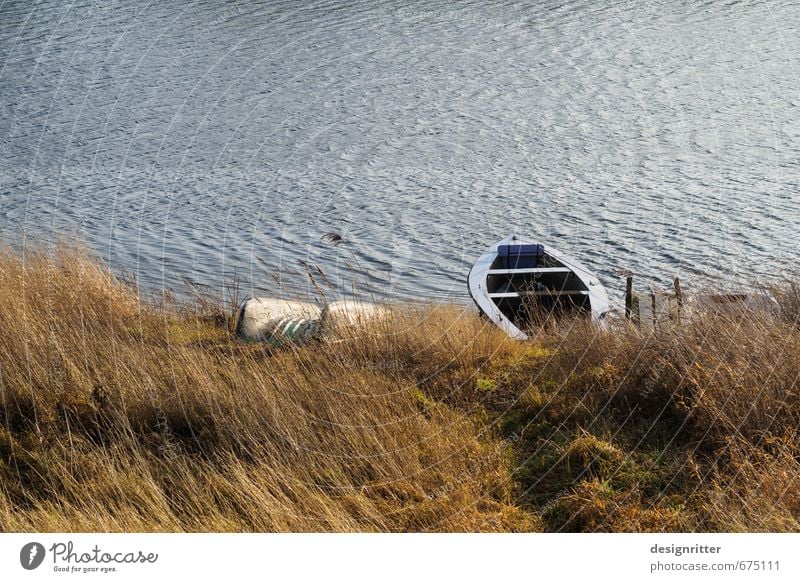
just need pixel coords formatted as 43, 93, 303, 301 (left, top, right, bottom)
322, 232, 344, 246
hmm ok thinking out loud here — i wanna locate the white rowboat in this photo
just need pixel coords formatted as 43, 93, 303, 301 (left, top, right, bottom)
468, 235, 610, 339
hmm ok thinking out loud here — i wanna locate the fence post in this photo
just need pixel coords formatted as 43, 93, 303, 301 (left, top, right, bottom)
673, 276, 683, 324
651, 291, 657, 329
625, 275, 633, 320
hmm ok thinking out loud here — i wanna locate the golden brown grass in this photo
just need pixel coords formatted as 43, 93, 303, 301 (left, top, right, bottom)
0, 245, 798, 532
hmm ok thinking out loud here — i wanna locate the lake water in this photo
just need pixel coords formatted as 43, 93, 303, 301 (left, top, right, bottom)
2, 0, 799, 306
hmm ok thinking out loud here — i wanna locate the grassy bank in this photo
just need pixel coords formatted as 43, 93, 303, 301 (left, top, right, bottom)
0, 246, 798, 532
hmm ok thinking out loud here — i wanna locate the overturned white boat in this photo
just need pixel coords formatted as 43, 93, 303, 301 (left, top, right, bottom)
320, 300, 391, 335
235, 298, 321, 344
236, 297, 391, 344
468, 235, 610, 339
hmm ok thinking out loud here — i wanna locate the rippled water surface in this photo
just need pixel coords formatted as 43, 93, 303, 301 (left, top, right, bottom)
2, 0, 799, 303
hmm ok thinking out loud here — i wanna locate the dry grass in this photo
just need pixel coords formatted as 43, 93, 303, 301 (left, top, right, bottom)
0, 245, 798, 532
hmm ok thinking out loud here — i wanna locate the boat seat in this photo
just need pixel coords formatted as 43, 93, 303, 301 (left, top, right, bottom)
497, 244, 544, 269
487, 267, 571, 275
489, 290, 590, 298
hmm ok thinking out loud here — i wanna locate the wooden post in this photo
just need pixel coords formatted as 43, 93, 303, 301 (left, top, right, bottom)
625, 275, 633, 320
673, 276, 683, 324
651, 291, 657, 329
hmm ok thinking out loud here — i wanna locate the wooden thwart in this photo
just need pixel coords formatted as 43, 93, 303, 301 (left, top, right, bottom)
488, 290, 590, 299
